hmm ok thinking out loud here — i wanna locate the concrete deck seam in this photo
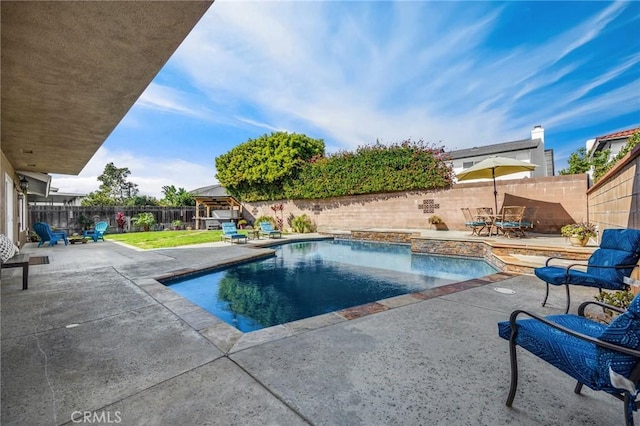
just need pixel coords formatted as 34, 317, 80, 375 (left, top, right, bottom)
35, 299, 59, 425
225, 356, 314, 426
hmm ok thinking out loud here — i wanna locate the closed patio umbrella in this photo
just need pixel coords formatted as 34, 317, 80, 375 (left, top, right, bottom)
456, 156, 538, 215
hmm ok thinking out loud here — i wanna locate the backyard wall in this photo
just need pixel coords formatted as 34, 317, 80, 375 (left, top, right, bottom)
243, 174, 589, 234
587, 144, 640, 232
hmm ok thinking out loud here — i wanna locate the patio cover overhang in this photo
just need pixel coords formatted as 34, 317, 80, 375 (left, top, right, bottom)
1, 1, 213, 176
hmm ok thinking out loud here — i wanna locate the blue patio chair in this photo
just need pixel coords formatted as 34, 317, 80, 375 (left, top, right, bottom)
33, 222, 68, 247
259, 221, 282, 239
83, 221, 108, 242
221, 222, 247, 244
535, 229, 640, 313
498, 294, 640, 426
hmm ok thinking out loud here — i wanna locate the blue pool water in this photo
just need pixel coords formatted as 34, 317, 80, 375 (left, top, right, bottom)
164, 240, 498, 332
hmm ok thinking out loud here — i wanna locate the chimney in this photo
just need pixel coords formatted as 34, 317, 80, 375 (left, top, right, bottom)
531, 125, 544, 143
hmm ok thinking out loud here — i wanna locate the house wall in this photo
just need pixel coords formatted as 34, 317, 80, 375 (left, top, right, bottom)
0, 150, 26, 246
243, 174, 588, 234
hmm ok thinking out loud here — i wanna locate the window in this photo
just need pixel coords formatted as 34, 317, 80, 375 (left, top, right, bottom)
463, 161, 476, 168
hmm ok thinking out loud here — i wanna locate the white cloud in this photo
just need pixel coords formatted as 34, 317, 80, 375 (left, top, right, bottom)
50, 147, 217, 199
162, 1, 637, 154
137, 82, 207, 119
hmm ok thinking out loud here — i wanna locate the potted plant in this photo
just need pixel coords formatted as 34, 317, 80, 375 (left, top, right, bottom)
428, 215, 447, 230
237, 219, 248, 229
172, 219, 183, 230
561, 222, 597, 246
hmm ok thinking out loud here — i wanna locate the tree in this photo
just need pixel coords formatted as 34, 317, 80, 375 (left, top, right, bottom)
82, 162, 140, 206
559, 147, 609, 176
559, 147, 590, 175
215, 132, 325, 201
126, 195, 159, 206
160, 185, 195, 206
98, 162, 139, 203
593, 130, 640, 181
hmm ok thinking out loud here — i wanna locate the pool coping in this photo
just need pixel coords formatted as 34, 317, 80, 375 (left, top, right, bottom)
135, 236, 518, 355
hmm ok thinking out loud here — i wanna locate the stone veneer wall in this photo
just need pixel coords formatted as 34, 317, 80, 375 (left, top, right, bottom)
351, 230, 420, 243
244, 174, 588, 234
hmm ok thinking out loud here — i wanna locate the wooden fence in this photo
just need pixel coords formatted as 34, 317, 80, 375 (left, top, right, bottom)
29, 206, 200, 234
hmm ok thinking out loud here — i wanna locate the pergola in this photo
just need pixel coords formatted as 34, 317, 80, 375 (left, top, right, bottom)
191, 185, 243, 230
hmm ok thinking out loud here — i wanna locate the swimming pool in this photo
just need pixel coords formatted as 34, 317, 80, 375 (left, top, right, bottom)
164, 239, 498, 332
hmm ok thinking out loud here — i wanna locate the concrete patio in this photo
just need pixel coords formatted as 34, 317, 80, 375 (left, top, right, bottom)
0, 233, 625, 425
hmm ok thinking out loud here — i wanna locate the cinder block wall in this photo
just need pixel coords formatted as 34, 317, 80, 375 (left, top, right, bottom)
244, 174, 589, 234
588, 145, 640, 232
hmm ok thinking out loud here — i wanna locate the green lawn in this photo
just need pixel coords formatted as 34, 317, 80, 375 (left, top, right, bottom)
105, 229, 242, 249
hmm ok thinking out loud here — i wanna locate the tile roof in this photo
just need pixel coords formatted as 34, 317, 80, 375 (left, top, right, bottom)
595, 127, 640, 142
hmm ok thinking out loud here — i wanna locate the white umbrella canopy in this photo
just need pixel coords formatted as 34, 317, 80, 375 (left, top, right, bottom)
456, 156, 538, 214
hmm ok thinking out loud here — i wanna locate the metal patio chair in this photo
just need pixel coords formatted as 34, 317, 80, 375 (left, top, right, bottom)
498, 294, 640, 425
535, 228, 640, 313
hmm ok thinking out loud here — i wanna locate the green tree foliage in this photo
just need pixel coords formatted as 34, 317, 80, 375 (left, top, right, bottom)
81, 191, 116, 206
160, 185, 195, 206
284, 139, 453, 199
126, 195, 159, 206
82, 162, 139, 206
559, 147, 610, 176
594, 130, 640, 181
215, 132, 325, 201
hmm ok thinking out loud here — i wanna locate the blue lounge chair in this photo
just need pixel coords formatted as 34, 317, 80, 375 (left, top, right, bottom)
221, 223, 247, 244
535, 228, 640, 313
498, 294, 640, 426
83, 221, 108, 242
259, 221, 282, 239
33, 222, 68, 247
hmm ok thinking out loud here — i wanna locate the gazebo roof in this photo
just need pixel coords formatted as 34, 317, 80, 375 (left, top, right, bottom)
191, 185, 241, 210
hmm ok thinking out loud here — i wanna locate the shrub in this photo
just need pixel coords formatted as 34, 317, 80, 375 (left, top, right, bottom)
284, 139, 453, 200
133, 212, 156, 232
560, 222, 597, 239
291, 214, 316, 233
428, 215, 444, 224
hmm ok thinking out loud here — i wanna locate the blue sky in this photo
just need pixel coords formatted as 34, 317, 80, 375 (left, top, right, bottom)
52, 1, 640, 198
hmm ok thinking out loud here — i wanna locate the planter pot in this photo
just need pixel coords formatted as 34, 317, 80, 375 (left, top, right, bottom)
568, 235, 589, 246
432, 223, 448, 231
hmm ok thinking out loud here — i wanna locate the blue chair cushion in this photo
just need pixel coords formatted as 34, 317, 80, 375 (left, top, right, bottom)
499, 314, 640, 394
534, 266, 623, 290
597, 294, 640, 382
600, 229, 640, 254
587, 249, 640, 284
600, 312, 640, 351
498, 315, 618, 391
628, 293, 640, 316
465, 221, 485, 226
